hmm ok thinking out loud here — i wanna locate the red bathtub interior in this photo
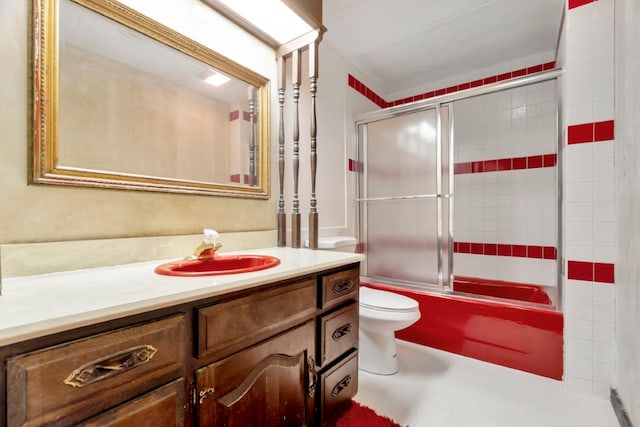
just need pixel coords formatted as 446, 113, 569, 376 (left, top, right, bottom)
362, 280, 564, 380
453, 275, 553, 305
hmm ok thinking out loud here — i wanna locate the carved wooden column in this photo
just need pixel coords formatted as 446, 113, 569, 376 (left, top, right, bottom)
277, 56, 287, 246
291, 49, 302, 248
308, 41, 319, 249
275, 29, 323, 249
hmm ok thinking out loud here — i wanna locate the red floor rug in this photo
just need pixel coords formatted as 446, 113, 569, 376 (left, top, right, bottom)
334, 401, 403, 427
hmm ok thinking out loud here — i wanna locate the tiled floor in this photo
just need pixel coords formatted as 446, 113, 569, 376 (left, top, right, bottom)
354, 340, 619, 427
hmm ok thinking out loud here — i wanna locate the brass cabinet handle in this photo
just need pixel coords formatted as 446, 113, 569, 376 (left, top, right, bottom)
332, 323, 353, 341
332, 279, 353, 295
199, 387, 215, 404
64, 345, 157, 388
307, 356, 318, 398
331, 375, 352, 397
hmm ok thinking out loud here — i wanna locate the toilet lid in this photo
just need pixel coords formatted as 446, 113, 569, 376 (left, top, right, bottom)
360, 287, 419, 312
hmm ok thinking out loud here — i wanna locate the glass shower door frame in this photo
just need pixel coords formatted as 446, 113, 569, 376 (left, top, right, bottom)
356, 104, 453, 292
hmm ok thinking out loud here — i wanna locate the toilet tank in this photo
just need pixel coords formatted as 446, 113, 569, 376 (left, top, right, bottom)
305, 236, 357, 252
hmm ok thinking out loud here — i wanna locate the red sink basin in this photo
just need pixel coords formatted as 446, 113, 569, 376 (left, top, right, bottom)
155, 255, 280, 277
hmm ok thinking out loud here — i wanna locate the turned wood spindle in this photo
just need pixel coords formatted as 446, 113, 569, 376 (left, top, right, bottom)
308, 41, 319, 250
291, 49, 302, 248
277, 56, 287, 247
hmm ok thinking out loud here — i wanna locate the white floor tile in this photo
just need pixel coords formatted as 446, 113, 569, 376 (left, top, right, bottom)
354, 340, 619, 427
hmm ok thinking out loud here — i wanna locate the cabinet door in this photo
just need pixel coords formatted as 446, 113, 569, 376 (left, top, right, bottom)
195, 321, 316, 427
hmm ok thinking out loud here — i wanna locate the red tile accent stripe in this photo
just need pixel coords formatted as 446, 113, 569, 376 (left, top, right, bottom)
348, 74, 387, 108
568, 0, 595, 9
454, 153, 557, 175
567, 120, 615, 144
229, 110, 240, 121
348, 61, 556, 109
454, 241, 558, 260
347, 158, 363, 173
568, 260, 615, 283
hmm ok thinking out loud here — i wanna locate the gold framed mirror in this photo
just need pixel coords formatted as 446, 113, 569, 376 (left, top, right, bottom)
30, 0, 270, 198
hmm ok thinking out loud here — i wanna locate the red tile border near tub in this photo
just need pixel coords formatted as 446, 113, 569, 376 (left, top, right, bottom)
454, 153, 557, 175
567, 120, 615, 144
455, 241, 558, 260
568, 260, 615, 283
348, 61, 556, 109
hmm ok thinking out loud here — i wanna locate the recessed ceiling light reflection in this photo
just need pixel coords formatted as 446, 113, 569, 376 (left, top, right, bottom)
204, 72, 231, 87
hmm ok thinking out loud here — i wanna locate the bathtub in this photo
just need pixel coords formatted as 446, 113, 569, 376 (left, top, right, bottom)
361, 279, 564, 380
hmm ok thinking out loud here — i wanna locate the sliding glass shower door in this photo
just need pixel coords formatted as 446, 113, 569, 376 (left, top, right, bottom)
357, 106, 451, 291
356, 77, 560, 307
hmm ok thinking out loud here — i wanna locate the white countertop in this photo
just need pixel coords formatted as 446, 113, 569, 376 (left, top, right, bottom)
0, 247, 364, 346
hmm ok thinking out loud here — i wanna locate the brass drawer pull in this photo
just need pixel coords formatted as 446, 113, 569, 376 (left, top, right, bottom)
332, 323, 353, 341
64, 345, 157, 388
331, 374, 352, 397
332, 279, 353, 295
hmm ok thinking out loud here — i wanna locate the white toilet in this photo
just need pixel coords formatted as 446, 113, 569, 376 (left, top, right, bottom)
310, 236, 422, 375
358, 286, 420, 374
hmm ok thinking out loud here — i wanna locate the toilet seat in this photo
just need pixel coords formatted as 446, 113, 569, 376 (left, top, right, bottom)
359, 287, 419, 313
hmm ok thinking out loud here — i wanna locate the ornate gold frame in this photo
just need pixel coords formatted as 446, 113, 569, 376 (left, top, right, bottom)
29, 0, 271, 198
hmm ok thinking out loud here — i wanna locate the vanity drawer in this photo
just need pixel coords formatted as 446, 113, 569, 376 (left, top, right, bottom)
320, 268, 359, 309
6, 315, 186, 427
318, 303, 358, 367
80, 379, 185, 427
319, 350, 358, 423
197, 279, 317, 359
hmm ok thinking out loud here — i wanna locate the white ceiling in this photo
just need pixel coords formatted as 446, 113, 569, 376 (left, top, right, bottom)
322, 0, 564, 98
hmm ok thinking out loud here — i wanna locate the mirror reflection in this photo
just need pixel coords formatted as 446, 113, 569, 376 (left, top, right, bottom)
31, 0, 270, 197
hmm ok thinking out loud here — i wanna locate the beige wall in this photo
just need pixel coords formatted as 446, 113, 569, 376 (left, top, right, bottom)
0, 0, 276, 245
60, 45, 231, 183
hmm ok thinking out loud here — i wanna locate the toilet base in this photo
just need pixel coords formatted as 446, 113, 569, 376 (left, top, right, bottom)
358, 329, 399, 375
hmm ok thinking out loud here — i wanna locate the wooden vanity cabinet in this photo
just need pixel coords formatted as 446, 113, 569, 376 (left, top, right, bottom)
1, 263, 360, 426
192, 265, 360, 426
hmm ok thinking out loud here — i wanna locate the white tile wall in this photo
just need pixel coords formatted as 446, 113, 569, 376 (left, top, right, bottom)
453, 80, 558, 285
564, 0, 616, 399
